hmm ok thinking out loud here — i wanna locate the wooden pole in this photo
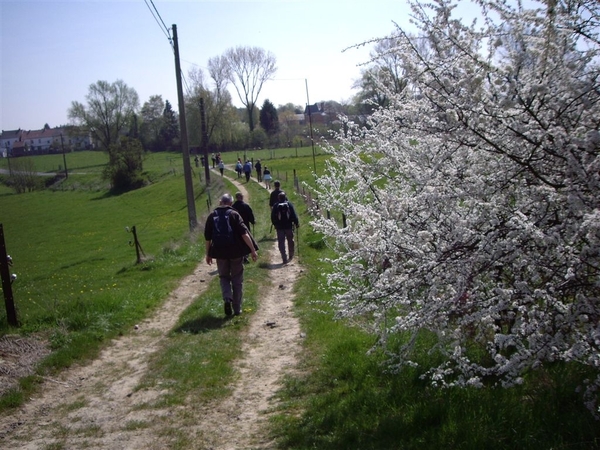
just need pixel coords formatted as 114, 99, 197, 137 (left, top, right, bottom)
0, 224, 18, 327
172, 24, 198, 231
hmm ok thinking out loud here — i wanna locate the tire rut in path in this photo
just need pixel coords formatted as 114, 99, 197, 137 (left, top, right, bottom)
0, 174, 304, 449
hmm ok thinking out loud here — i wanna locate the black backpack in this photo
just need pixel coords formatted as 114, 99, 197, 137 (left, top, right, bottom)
276, 202, 291, 222
212, 209, 233, 247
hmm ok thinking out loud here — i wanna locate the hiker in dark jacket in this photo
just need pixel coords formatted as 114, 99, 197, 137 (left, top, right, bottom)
271, 191, 299, 264
255, 159, 262, 182
269, 180, 283, 209
233, 192, 255, 229
205, 193, 258, 316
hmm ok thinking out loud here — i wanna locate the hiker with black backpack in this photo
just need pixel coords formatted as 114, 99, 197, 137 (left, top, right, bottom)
205, 193, 259, 317
271, 191, 299, 265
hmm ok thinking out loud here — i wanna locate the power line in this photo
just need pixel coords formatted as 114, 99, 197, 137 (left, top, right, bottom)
143, 0, 172, 47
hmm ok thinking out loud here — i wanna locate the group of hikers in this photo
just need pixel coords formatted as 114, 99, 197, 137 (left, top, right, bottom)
232, 158, 272, 188
204, 175, 299, 317
206, 154, 274, 189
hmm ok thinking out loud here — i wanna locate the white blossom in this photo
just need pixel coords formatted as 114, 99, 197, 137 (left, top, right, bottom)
312, 0, 600, 416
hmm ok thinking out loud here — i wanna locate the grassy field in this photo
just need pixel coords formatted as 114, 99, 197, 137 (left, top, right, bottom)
1, 149, 599, 449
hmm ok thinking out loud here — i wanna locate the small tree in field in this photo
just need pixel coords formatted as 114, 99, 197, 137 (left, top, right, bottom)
9, 158, 38, 193
313, 0, 600, 414
103, 137, 144, 191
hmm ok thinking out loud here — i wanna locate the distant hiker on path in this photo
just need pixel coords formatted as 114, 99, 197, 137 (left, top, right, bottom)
255, 159, 262, 182
235, 159, 243, 178
269, 180, 283, 209
263, 166, 272, 189
243, 160, 252, 182
218, 160, 225, 176
271, 191, 299, 265
205, 193, 258, 316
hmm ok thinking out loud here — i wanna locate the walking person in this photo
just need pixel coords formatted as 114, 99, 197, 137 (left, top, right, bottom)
271, 191, 299, 264
233, 192, 256, 264
263, 166, 272, 189
218, 159, 225, 176
205, 194, 258, 317
255, 159, 262, 182
243, 160, 252, 182
235, 158, 243, 178
269, 180, 283, 209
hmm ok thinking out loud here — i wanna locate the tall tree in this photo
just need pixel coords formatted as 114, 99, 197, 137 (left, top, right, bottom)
353, 37, 410, 113
139, 95, 165, 152
223, 46, 277, 131
161, 100, 179, 151
185, 66, 237, 151
259, 99, 279, 136
313, 0, 600, 414
68, 80, 139, 152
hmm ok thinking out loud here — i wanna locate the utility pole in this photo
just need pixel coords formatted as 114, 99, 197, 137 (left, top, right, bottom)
305, 79, 317, 173
60, 133, 68, 179
172, 24, 197, 231
199, 97, 211, 185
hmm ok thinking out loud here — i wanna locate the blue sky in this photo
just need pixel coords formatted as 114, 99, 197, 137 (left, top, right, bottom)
1, 0, 412, 131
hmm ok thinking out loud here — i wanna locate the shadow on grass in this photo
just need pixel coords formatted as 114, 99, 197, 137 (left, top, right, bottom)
60, 257, 106, 270
174, 315, 230, 334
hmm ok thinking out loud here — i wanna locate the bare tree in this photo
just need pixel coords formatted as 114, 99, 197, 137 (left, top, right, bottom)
223, 46, 277, 131
207, 55, 230, 101
185, 67, 237, 150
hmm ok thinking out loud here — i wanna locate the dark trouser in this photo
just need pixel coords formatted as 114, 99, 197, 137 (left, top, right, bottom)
276, 228, 295, 262
256, 170, 262, 181
245, 172, 251, 182
216, 257, 244, 314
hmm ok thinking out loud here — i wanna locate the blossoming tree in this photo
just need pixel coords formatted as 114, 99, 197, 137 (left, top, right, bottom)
312, 0, 600, 412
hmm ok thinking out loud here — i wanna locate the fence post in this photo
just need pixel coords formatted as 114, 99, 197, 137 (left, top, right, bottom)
0, 224, 18, 327
131, 226, 144, 264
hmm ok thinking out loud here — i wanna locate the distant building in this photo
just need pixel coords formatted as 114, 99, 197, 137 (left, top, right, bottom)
0, 126, 94, 157
304, 103, 330, 124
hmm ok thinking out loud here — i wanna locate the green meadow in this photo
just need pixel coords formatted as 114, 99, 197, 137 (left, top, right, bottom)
0, 150, 598, 449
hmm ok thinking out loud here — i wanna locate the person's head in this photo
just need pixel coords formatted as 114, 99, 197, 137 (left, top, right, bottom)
274, 180, 280, 188
278, 191, 287, 202
220, 193, 233, 206
235, 192, 244, 201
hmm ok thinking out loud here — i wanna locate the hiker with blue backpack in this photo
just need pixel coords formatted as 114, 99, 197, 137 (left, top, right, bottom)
271, 191, 299, 265
204, 193, 259, 317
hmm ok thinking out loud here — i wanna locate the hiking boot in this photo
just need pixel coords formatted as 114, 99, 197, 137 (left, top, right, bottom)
224, 300, 233, 316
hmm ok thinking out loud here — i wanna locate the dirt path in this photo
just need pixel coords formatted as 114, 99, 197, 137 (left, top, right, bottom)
0, 173, 304, 449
